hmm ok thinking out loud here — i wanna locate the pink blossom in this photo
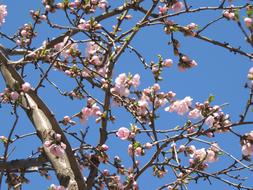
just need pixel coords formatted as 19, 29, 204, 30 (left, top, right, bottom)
188, 108, 202, 119
98, 0, 108, 10
55, 134, 61, 141
101, 144, 109, 151
242, 143, 253, 156
162, 59, 173, 67
21, 30, 27, 37
165, 96, 192, 115
0, 5, 7, 26
116, 127, 130, 140
78, 19, 90, 30
135, 147, 142, 156
80, 102, 101, 124
50, 184, 66, 190
115, 73, 127, 86
172, 2, 184, 12
22, 82, 31, 92
187, 23, 198, 30
44, 141, 51, 147
205, 150, 218, 163
153, 83, 160, 92
158, 5, 168, 14
131, 74, 140, 88
49, 143, 66, 157
145, 142, 153, 149
205, 115, 215, 127
91, 55, 101, 65
244, 17, 253, 27
248, 67, 253, 80
178, 145, 185, 152
10, 91, 19, 100
193, 148, 206, 161
223, 11, 235, 20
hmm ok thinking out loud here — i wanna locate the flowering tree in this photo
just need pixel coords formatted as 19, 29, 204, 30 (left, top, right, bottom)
0, 0, 253, 189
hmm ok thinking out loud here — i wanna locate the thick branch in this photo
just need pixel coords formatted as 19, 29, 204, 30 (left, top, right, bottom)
0, 46, 86, 190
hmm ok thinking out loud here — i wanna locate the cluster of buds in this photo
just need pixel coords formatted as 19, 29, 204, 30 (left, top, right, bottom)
180, 22, 198, 37
49, 184, 66, 190
199, 102, 231, 133
55, 0, 108, 13
186, 143, 220, 170
151, 55, 173, 81
62, 115, 76, 126
129, 84, 175, 122
29, 10, 47, 23
241, 131, 253, 157
153, 165, 168, 178
110, 73, 140, 98
80, 98, 102, 124
81, 41, 107, 78
44, 133, 67, 158
178, 55, 197, 71
223, 10, 236, 20
78, 18, 102, 31
165, 96, 192, 115
247, 67, 253, 85
16, 24, 35, 46
54, 37, 80, 61
0, 82, 31, 103
158, 1, 184, 15
189, 100, 231, 134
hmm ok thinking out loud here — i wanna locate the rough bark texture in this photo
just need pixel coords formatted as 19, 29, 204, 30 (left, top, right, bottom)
0, 46, 86, 190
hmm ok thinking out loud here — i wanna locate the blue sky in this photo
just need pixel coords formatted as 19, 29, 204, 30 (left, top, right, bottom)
0, 0, 253, 189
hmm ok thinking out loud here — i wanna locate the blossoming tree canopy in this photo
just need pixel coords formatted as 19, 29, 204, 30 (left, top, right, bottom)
0, 0, 253, 189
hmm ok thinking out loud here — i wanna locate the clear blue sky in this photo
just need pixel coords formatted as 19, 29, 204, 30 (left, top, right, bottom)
0, 0, 252, 189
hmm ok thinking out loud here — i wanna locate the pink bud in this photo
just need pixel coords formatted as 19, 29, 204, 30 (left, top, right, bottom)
244, 17, 252, 27
162, 59, 173, 67
101, 144, 109, 151
10, 91, 19, 100
22, 82, 31, 92
145, 142, 153, 149
21, 30, 27, 37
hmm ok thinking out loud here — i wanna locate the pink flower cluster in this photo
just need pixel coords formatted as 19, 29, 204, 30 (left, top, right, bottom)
44, 134, 66, 157
55, 0, 108, 12
178, 55, 197, 71
128, 144, 142, 157
223, 10, 235, 20
241, 131, 253, 156
81, 41, 107, 78
111, 73, 140, 97
54, 37, 79, 60
0, 4, 7, 26
165, 96, 192, 115
188, 108, 203, 119
186, 143, 220, 169
116, 127, 130, 140
248, 67, 253, 80
80, 98, 102, 124
49, 184, 66, 190
204, 105, 231, 131
78, 19, 102, 31
0, 82, 31, 103
135, 83, 170, 121
16, 24, 34, 46
158, 1, 184, 14
244, 17, 252, 27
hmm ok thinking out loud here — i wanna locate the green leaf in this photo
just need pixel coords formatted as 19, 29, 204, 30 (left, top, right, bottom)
234, 9, 240, 21
133, 141, 141, 149
247, 9, 253, 17
208, 94, 215, 103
